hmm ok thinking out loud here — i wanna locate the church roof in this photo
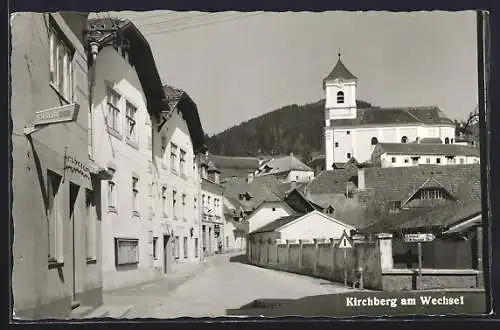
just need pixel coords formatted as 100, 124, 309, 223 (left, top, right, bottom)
324, 58, 358, 82
329, 106, 454, 128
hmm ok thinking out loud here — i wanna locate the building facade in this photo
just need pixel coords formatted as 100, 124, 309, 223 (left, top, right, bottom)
11, 12, 105, 319
371, 143, 480, 168
200, 158, 225, 255
156, 86, 207, 270
323, 55, 456, 168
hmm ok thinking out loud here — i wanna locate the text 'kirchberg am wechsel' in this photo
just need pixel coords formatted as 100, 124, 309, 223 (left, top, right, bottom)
345, 295, 465, 308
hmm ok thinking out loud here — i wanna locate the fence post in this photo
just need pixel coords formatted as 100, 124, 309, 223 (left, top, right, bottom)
298, 239, 303, 271
287, 240, 291, 272
313, 238, 320, 276
330, 237, 335, 280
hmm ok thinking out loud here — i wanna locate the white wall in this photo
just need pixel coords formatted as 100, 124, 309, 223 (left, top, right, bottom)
325, 80, 357, 122
380, 153, 480, 167
286, 170, 314, 183
279, 211, 353, 241
92, 46, 157, 291
329, 124, 456, 164
248, 202, 294, 233
153, 101, 202, 267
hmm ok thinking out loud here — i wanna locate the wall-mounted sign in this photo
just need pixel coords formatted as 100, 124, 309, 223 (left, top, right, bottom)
404, 233, 435, 243
34, 103, 80, 126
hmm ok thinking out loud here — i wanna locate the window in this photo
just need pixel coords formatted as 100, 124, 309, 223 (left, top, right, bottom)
132, 176, 139, 214
202, 194, 206, 206
170, 143, 178, 172
49, 25, 73, 101
335, 142, 339, 148
347, 153, 351, 159
180, 149, 186, 175
391, 157, 396, 163
346, 130, 350, 135
445, 137, 450, 144
226, 236, 229, 249
114, 238, 139, 266
106, 88, 121, 133
183, 237, 188, 258
172, 190, 177, 218
272, 207, 276, 211
153, 237, 158, 260
194, 197, 198, 223
460, 158, 465, 164
47, 170, 63, 262
419, 188, 443, 200
175, 236, 180, 259
371, 137, 378, 145
436, 158, 441, 164
161, 186, 167, 217
404, 158, 409, 164
326, 206, 335, 216
107, 168, 116, 211
337, 91, 344, 103
182, 194, 186, 220
388, 200, 402, 212
426, 158, 431, 164
451, 138, 454, 144
412, 157, 419, 165
85, 189, 96, 261
161, 136, 167, 155
401, 136, 408, 143
125, 101, 137, 143
194, 238, 199, 258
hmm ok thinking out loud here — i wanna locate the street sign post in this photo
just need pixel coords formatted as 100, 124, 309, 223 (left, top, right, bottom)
24, 103, 80, 135
338, 231, 353, 287
404, 233, 436, 289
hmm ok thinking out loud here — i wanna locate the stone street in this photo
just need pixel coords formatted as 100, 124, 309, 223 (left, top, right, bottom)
103, 253, 357, 319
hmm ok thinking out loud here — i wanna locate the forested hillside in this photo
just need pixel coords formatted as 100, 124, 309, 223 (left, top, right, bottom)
206, 99, 375, 163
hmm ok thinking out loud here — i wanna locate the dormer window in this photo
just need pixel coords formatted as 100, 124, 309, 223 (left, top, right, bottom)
326, 206, 335, 216
419, 188, 443, 200
337, 91, 344, 104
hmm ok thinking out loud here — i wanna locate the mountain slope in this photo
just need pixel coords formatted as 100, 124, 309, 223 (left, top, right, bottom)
206, 99, 375, 163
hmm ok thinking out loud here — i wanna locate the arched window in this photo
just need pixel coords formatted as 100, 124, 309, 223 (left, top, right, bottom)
401, 136, 408, 143
451, 138, 454, 144
445, 137, 450, 144
371, 137, 378, 145
337, 91, 344, 104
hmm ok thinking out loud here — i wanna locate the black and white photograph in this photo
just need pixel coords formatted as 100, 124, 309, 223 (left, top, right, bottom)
9, 8, 491, 320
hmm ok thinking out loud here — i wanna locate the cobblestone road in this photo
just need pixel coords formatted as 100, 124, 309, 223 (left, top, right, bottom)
105, 253, 356, 319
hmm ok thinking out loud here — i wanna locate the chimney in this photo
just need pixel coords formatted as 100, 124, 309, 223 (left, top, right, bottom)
358, 168, 366, 190
247, 172, 254, 183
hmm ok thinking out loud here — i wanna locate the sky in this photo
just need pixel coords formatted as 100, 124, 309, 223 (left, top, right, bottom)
105, 10, 478, 135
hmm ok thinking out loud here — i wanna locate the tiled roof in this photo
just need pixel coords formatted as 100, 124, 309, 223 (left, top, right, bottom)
164, 85, 185, 111
162, 85, 206, 154
375, 143, 480, 157
207, 160, 221, 173
306, 169, 355, 195
223, 177, 282, 212
329, 106, 454, 127
252, 214, 304, 234
417, 137, 444, 144
256, 154, 313, 176
323, 58, 357, 82
361, 164, 481, 205
359, 200, 481, 234
208, 155, 260, 170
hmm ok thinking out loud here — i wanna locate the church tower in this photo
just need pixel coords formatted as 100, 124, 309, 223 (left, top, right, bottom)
323, 53, 358, 125
323, 53, 358, 170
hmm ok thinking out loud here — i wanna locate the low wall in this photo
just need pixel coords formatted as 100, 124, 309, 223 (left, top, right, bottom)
381, 269, 483, 292
249, 237, 384, 290
248, 235, 484, 291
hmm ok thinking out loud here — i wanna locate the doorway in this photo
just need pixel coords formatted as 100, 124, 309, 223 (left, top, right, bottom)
69, 182, 80, 306
163, 235, 171, 274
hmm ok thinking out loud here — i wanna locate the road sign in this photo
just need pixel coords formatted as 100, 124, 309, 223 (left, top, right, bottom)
338, 231, 353, 249
404, 233, 435, 243
33, 103, 80, 126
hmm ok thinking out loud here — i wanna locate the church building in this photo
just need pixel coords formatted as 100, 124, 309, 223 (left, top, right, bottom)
323, 54, 456, 169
